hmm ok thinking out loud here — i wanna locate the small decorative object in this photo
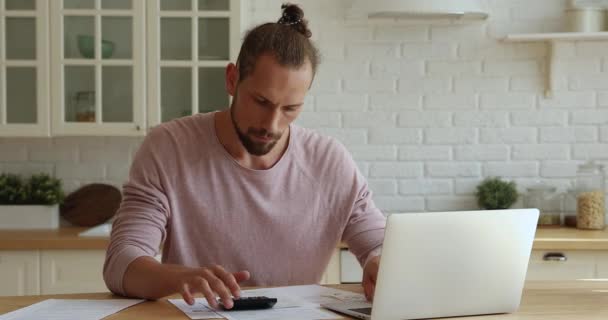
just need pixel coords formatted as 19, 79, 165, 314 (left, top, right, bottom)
475, 177, 518, 210
60, 183, 121, 227
0, 173, 65, 229
77, 34, 115, 59
575, 161, 605, 230
524, 184, 563, 227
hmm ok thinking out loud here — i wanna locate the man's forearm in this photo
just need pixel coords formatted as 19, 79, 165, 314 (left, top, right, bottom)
122, 256, 194, 300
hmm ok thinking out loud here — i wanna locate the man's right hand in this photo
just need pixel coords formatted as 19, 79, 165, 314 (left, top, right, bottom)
177, 265, 250, 309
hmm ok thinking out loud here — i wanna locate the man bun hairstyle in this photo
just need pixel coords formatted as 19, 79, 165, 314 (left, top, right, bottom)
236, 3, 320, 83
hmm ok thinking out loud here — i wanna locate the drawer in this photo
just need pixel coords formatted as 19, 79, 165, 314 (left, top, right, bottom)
527, 251, 596, 280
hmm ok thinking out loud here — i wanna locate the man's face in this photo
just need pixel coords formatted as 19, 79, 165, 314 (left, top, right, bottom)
227, 54, 313, 156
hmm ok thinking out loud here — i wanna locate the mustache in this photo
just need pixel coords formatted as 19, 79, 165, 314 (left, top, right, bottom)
247, 128, 281, 140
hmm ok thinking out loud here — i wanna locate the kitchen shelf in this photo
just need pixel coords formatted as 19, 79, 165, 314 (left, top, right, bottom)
502, 32, 608, 98
503, 31, 608, 42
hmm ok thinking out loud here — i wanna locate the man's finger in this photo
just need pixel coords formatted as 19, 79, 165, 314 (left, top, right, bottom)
181, 283, 195, 305
233, 270, 250, 283
213, 265, 242, 298
203, 269, 233, 309
198, 278, 219, 309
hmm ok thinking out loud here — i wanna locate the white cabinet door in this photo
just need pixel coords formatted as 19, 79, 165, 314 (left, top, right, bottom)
320, 248, 341, 285
0, 250, 40, 296
340, 249, 363, 284
0, 0, 50, 136
527, 251, 597, 280
593, 252, 608, 278
49, 0, 146, 136
146, 0, 240, 126
40, 250, 108, 294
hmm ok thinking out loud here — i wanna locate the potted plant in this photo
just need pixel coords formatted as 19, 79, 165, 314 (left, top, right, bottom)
475, 177, 518, 210
0, 173, 65, 229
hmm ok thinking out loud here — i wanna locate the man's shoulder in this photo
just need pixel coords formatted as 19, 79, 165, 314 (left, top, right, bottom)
293, 125, 348, 158
292, 125, 355, 173
147, 113, 213, 144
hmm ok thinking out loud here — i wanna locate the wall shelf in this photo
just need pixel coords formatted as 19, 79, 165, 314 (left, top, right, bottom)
502, 32, 608, 98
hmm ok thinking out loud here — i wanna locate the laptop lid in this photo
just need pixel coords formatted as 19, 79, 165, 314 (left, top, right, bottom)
370, 209, 539, 320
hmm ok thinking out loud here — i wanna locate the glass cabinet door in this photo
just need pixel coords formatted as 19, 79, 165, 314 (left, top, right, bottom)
148, 0, 238, 126
50, 0, 145, 136
0, 0, 49, 136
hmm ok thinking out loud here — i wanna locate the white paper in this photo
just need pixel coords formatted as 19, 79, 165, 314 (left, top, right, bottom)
0, 299, 144, 320
217, 307, 340, 320
168, 299, 223, 319
168, 285, 364, 320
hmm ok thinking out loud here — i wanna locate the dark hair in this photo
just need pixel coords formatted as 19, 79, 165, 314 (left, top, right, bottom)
236, 3, 320, 83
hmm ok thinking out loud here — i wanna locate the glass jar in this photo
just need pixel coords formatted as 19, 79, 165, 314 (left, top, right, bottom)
575, 161, 606, 230
524, 185, 563, 227
562, 188, 578, 228
74, 91, 95, 122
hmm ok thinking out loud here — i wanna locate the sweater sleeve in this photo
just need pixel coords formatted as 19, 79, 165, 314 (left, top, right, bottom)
333, 143, 386, 267
103, 127, 172, 296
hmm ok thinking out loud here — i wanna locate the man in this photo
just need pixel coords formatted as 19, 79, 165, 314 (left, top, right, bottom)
103, 3, 385, 309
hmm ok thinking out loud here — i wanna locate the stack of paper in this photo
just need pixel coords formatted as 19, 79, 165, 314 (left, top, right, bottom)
169, 284, 366, 320
0, 299, 144, 320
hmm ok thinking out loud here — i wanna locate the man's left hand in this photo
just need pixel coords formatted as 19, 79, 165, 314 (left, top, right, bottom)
362, 255, 380, 302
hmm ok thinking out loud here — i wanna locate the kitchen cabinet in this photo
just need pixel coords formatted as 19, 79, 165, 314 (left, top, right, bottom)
0, 0, 50, 136
0, 249, 107, 296
1, 0, 239, 137
50, 0, 147, 136
147, 0, 239, 126
0, 251, 39, 296
40, 249, 107, 294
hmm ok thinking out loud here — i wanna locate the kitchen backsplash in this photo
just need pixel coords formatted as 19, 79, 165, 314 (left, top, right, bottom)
2, 0, 608, 214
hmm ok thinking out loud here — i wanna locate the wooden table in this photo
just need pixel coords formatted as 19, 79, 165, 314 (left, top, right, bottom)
1, 281, 608, 319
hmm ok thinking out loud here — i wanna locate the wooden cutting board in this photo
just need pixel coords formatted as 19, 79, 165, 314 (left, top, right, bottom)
60, 183, 122, 227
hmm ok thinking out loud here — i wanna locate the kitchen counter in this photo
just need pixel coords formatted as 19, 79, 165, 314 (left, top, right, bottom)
0, 227, 109, 250
1, 281, 608, 319
2, 227, 608, 251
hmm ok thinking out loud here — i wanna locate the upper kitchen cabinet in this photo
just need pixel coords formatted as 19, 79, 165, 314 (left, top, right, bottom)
147, 0, 239, 126
0, 0, 50, 136
50, 0, 146, 136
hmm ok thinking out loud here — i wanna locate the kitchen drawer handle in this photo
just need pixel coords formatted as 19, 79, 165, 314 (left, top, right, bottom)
543, 252, 567, 262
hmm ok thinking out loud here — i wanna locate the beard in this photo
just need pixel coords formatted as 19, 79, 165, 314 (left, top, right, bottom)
230, 99, 282, 156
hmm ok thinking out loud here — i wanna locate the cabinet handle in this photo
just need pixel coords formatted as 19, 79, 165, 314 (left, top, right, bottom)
543, 252, 567, 262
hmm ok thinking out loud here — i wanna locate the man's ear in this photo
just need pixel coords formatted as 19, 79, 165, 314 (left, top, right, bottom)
226, 63, 238, 97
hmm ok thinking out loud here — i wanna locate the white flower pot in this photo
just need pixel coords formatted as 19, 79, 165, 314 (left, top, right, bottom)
0, 205, 59, 229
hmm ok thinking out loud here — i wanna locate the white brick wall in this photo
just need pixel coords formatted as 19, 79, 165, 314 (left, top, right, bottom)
2, 0, 608, 214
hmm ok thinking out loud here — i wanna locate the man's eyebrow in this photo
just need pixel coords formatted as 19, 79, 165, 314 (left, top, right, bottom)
253, 92, 303, 108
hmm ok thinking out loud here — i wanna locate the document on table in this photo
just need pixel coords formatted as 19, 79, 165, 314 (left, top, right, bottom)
169, 285, 364, 320
0, 298, 144, 320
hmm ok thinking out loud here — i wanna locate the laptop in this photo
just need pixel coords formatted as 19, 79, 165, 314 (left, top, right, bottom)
322, 209, 539, 320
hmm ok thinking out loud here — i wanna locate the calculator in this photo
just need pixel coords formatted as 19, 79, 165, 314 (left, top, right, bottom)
219, 296, 278, 311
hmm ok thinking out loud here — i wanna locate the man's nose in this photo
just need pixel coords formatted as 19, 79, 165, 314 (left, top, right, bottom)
261, 109, 281, 135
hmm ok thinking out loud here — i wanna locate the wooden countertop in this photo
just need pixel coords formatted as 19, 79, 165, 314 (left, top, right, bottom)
1, 281, 608, 319
2, 227, 608, 251
0, 227, 109, 250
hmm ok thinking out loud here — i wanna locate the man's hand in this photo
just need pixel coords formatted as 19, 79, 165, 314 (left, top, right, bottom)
362, 255, 380, 302
177, 265, 250, 309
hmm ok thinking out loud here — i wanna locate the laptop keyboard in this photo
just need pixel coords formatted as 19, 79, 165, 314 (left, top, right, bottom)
349, 307, 372, 315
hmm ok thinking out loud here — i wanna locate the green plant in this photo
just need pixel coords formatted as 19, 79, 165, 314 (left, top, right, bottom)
0, 173, 64, 205
0, 174, 27, 204
25, 173, 65, 205
476, 177, 518, 210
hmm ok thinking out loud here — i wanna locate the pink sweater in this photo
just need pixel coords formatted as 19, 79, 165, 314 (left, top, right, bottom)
103, 112, 386, 296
